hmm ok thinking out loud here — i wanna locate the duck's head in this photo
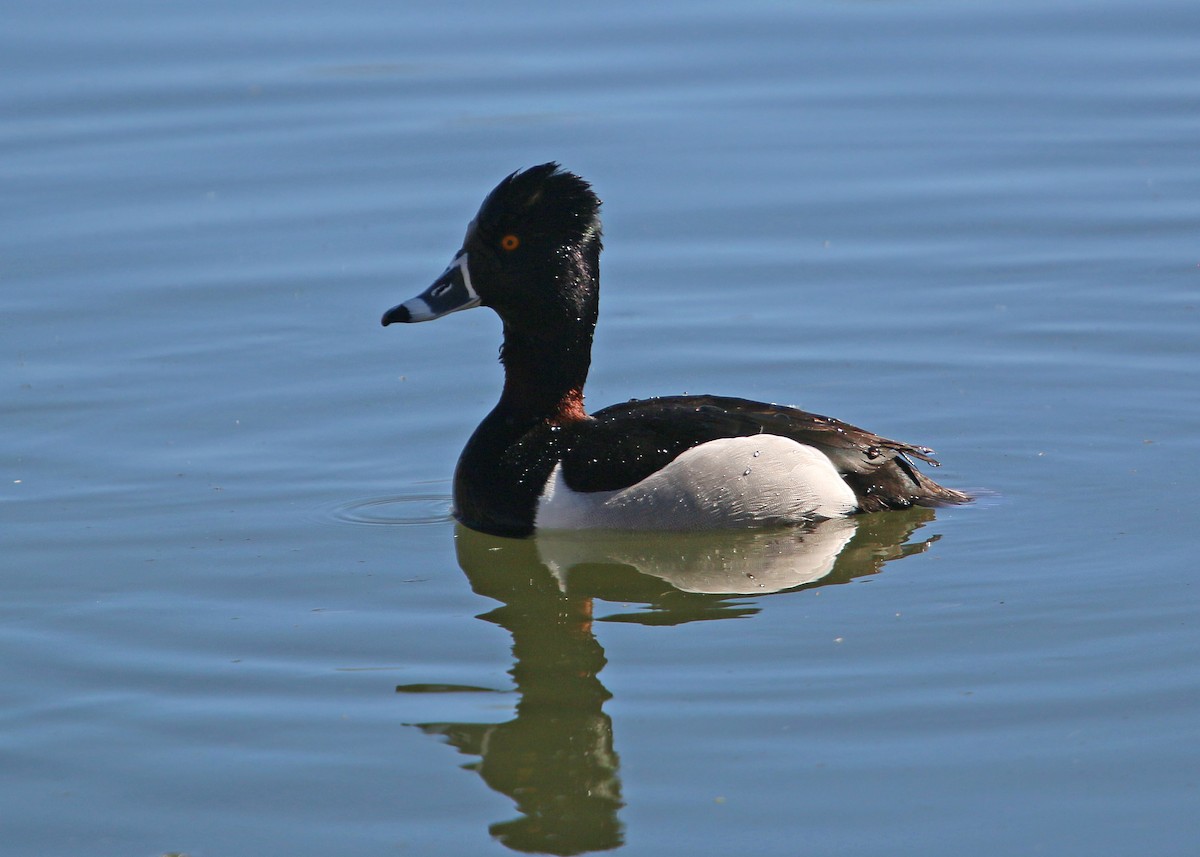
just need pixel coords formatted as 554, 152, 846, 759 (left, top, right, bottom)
381, 163, 603, 336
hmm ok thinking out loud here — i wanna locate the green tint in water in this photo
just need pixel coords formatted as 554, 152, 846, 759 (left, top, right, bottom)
404, 512, 938, 854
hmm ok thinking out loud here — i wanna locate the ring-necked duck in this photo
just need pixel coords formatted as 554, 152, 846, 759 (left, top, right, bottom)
382, 163, 969, 537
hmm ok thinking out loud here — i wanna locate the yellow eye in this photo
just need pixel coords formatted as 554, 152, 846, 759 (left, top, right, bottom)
500, 234, 520, 251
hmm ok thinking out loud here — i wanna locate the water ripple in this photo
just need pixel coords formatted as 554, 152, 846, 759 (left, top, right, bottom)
330, 493, 454, 527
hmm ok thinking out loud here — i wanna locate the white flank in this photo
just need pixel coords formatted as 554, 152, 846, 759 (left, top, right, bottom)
535, 435, 858, 531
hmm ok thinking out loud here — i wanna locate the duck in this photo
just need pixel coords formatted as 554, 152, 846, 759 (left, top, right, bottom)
382, 163, 969, 538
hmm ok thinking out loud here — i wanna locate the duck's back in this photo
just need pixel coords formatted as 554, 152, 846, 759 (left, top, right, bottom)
575, 395, 969, 511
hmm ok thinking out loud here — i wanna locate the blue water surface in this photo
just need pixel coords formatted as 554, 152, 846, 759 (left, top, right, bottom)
3, 1, 1199, 855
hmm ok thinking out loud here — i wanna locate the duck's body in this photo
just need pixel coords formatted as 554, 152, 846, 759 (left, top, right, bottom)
383, 163, 968, 537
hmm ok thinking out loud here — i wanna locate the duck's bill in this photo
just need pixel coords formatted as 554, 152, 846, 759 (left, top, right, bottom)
381, 253, 480, 325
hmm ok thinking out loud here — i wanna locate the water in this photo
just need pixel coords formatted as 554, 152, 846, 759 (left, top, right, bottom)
4, 0, 1199, 854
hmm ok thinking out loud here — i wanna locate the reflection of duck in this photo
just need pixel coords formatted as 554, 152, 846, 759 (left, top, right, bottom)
401, 509, 940, 854
410, 581, 621, 855
537, 518, 859, 596
381, 163, 968, 537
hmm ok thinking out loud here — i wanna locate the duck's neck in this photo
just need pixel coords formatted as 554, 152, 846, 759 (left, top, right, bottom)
497, 323, 593, 424
493, 242, 601, 425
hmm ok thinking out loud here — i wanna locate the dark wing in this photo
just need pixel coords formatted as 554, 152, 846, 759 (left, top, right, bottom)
566, 395, 969, 510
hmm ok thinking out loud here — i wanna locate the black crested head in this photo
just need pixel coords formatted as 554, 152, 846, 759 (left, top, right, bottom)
458, 164, 605, 343
454, 164, 604, 412
474, 162, 602, 252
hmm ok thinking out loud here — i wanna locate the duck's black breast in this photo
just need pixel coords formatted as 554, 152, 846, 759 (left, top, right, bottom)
452, 411, 563, 538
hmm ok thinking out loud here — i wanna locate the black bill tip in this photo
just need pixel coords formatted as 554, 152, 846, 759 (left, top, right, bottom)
381, 304, 411, 326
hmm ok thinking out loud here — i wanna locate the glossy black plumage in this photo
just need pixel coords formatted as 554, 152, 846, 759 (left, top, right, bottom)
383, 163, 969, 537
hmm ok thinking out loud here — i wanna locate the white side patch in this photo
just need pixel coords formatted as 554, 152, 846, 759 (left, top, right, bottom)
535, 435, 858, 531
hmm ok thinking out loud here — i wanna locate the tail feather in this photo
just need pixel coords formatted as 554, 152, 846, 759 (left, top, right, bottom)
845, 453, 971, 512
